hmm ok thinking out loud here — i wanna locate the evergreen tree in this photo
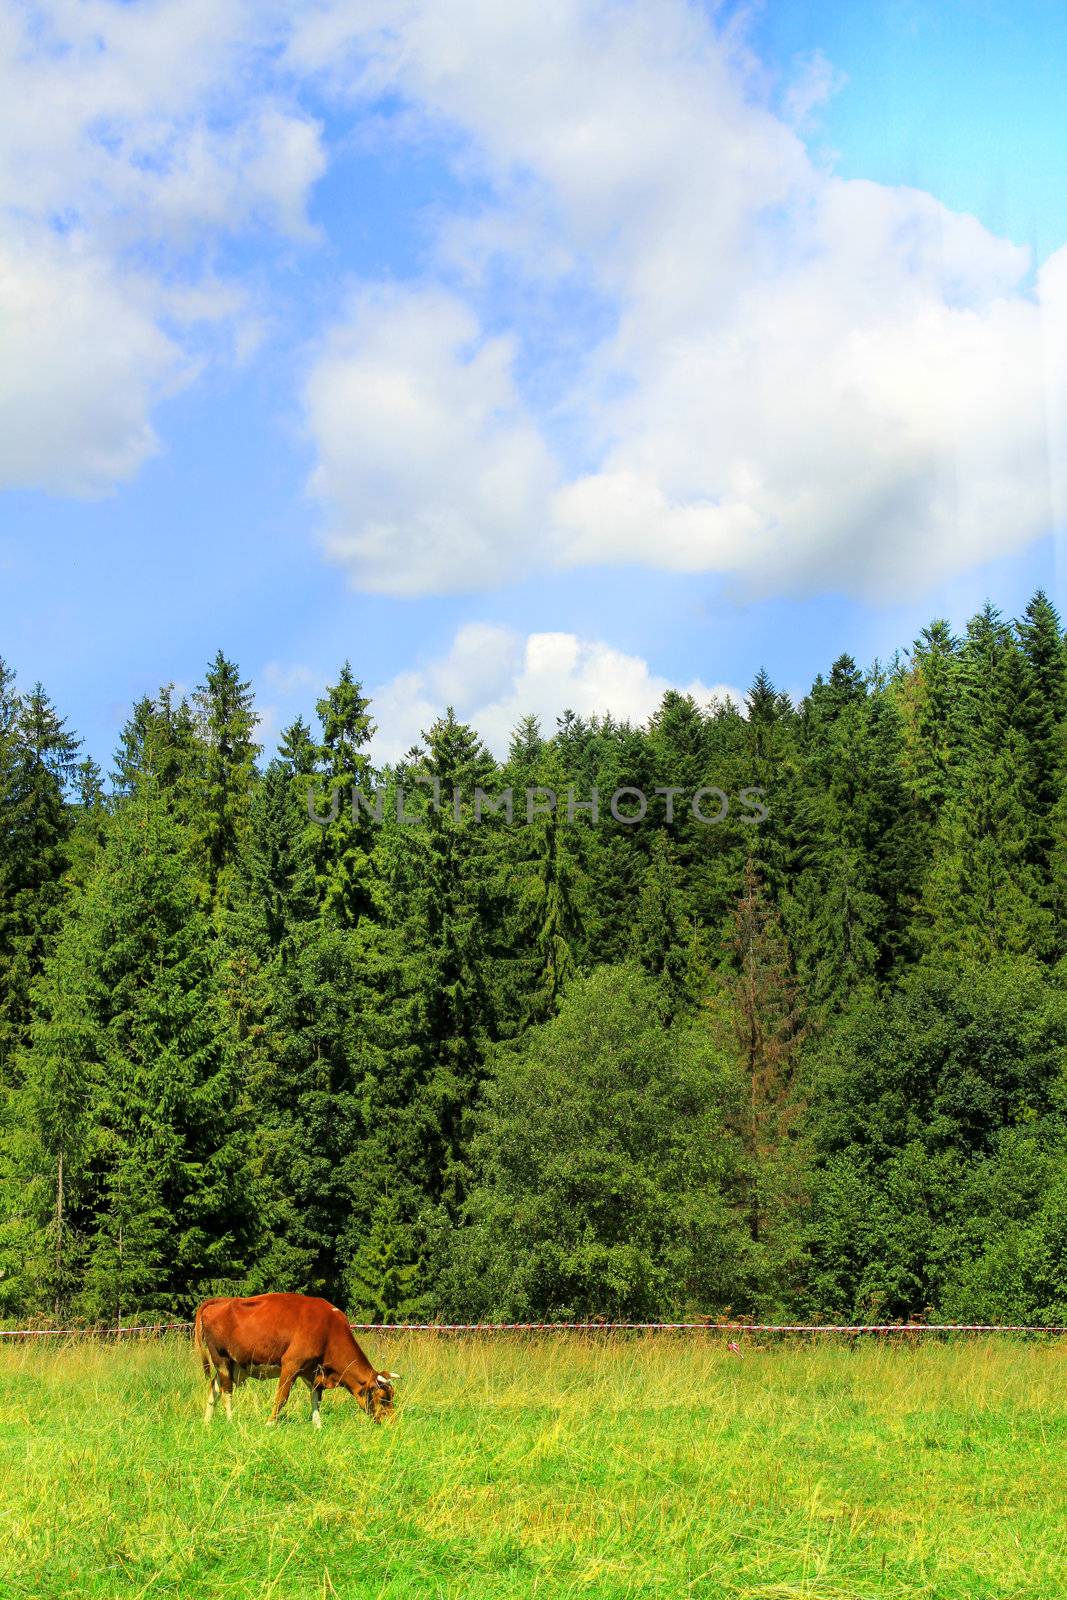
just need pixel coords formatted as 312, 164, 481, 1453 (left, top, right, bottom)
629, 831, 703, 1019
400, 711, 501, 1216
922, 610, 1052, 959
314, 664, 377, 927
1016, 589, 1066, 848
111, 686, 197, 804
24, 779, 253, 1319
0, 680, 80, 1083
343, 1191, 427, 1324
192, 652, 260, 904
897, 620, 960, 828
504, 741, 585, 1025
1015, 592, 1067, 947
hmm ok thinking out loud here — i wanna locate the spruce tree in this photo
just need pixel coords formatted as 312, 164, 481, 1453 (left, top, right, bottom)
897, 620, 961, 829
1016, 591, 1067, 898
504, 740, 585, 1025
192, 652, 260, 904
630, 831, 704, 1019
0, 680, 80, 1083
400, 711, 501, 1216
28, 777, 253, 1319
314, 664, 377, 927
923, 611, 1052, 959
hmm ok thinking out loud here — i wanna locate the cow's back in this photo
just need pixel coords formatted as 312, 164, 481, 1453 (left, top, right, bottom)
199, 1293, 338, 1367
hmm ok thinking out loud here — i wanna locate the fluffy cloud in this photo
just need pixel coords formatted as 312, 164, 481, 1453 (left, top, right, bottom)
366, 622, 740, 763
0, 0, 324, 492
0, 233, 181, 492
296, 0, 1067, 601
307, 289, 557, 593
8, 0, 1066, 603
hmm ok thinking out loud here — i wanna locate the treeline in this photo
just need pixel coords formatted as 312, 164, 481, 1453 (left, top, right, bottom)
1, 592, 1066, 1325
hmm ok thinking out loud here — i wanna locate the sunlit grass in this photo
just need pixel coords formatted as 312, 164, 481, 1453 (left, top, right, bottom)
0, 1333, 1064, 1597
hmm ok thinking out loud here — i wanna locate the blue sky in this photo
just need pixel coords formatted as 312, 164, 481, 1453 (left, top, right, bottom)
1, 0, 1065, 767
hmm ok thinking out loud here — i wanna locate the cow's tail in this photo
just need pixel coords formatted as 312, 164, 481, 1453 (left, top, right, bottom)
193, 1302, 211, 1377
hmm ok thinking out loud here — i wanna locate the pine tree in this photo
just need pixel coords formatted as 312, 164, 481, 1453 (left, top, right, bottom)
400, 711, 501, 1215
235, 756, 318, 954
791, 681, 920, 1008
897, 620, 961, 828
67, 756, 108, 891
111, 686, 197, 805
630, 831, 704, 1019
192, 652, 260, 904
343, 1192, 427, 1323
28, 778, 253, 1319
20, 915, 97, 1314
314, 664, 377, 927
1016, 590, 1067, 882
922, 610, 1052, 959
503, 741, 585, 1025
645, 690, 723, 931
0, 680, 80, 1083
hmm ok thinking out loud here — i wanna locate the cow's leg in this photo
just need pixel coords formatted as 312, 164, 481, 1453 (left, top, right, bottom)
203, 1370, 221, 1424
300, 1374, 324, 1429
266, 1359, 301, 1426
218, 1362, 235, 1421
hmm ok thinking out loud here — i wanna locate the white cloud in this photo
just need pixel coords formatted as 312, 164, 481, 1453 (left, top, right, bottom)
295, 0, 1067, 602
0, 0, 324, 493
0, 231, 182, 492
7, 0, 1065, 605
307, 287, 558, 593
368, 621, 740, 762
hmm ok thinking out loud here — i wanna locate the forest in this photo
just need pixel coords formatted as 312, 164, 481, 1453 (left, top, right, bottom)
1, 589, 1066, 1327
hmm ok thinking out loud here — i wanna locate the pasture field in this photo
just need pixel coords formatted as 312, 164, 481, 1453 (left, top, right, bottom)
0, 1333, 1064, 1599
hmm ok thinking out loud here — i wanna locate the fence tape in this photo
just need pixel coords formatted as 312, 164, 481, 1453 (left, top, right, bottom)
2, 1319, 1066, 1339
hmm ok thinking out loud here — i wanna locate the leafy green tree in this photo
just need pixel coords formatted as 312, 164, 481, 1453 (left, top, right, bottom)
450, 964, 747, 1319
803, 957, 1067, 1317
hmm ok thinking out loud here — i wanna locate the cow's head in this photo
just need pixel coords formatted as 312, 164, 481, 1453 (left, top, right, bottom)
357, 1371, 399, 1423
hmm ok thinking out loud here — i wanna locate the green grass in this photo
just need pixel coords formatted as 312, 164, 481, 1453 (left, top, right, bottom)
0, 1334, 1065, 1598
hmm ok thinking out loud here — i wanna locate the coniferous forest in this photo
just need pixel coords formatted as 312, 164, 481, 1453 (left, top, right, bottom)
2, 590, 1067, 1328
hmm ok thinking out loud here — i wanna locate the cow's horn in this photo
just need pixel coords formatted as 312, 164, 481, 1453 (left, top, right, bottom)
380, 1370, 400, 1380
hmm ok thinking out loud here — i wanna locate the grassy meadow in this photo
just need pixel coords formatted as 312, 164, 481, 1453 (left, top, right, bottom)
0, 1332, 1064, 1599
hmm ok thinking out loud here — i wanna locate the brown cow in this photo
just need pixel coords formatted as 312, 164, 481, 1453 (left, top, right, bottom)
194, 1293, 399, 1427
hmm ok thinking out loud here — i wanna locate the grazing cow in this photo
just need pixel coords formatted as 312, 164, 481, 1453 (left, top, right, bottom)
194, 1293, 399, 1427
